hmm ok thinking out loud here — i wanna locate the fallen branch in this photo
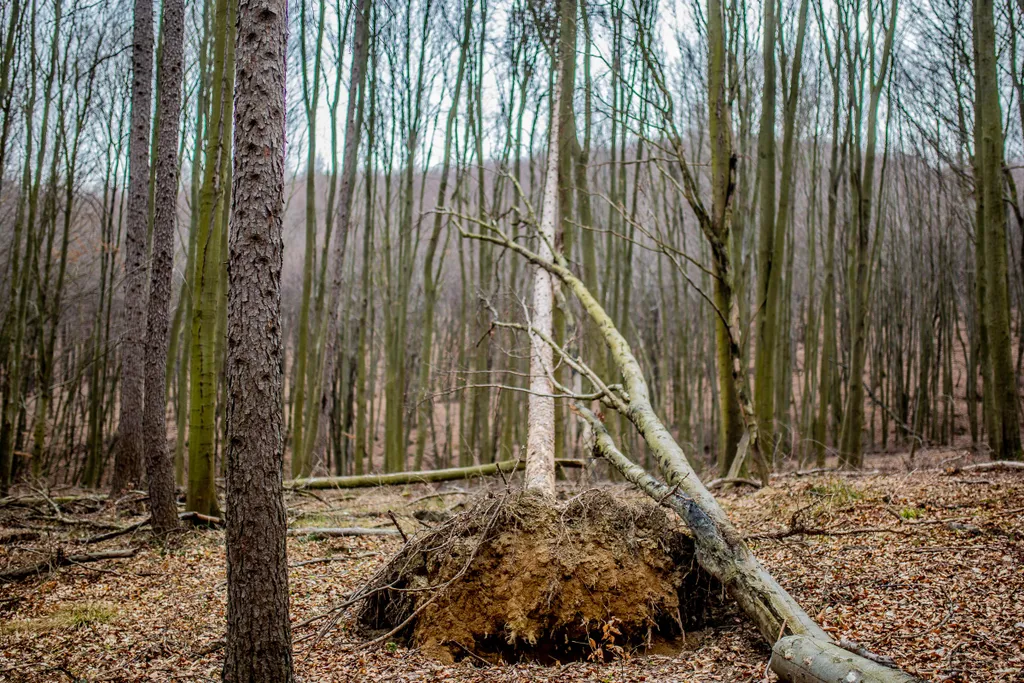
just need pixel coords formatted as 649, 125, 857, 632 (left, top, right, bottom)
86, 519, 150, 544
405, 488, 468, 505
0, 494, 103, 509
285, 458, 584, 490
0, 529, 42, 544
792, 468, 882, 477
86, 511, 224, 544
706, 477, 763, 490
944, 461, 1024, 475
747, 524, 909, 541
287, 527, 400, 538
289, 552, 380, 568
0, 548, 137, 582
178, 511, 224, 527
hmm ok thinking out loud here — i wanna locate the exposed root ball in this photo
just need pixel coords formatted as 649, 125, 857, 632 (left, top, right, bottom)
357, 489, 718, 663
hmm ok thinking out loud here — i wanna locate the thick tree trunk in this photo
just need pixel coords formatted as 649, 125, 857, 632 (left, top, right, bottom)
222, 0, 293, 675
110, 0, 153, 495
770, 635, 918, 682
142, 0, 184, 536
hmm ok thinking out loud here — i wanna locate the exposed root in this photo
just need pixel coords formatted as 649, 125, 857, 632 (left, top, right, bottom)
352, 489, 719, 664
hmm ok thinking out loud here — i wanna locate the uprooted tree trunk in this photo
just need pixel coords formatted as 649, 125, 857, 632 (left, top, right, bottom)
452, 217, 919, 682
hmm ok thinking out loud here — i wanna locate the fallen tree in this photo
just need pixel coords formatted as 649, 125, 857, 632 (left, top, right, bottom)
285, 458, 584, 490
451, 209, 920, 682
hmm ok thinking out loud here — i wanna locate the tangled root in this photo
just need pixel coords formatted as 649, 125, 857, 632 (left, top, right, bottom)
356, 488, 718, 664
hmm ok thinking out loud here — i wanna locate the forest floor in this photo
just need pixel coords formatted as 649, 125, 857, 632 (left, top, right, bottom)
0, 448, 1022, 682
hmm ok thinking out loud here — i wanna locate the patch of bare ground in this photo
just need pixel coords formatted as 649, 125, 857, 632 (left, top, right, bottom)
0, 449, 1021, 681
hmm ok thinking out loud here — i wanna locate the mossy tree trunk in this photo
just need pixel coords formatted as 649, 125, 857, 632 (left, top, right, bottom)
973, 0, 1022, 460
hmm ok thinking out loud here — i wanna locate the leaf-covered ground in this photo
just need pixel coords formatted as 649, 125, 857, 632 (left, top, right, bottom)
1, 449, 1021, 682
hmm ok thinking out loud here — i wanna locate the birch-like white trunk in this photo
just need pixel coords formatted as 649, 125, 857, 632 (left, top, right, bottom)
525, 58, 563, 496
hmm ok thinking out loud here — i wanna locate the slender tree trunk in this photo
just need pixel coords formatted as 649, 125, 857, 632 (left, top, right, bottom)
974, 0, 1022, 460
753, 0, 778, 449
839, 0, 897, 468
312, 0, 371, 466
187, 0, 234, 517
110, 0, 154, 494
525, 51, 564, 496
290, 0, 327, 478
142, 0, 184, 534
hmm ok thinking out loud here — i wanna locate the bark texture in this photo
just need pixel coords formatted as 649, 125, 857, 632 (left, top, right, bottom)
110, 0, 154, 494
142, 0, 184, 535
222, 0, 293, 675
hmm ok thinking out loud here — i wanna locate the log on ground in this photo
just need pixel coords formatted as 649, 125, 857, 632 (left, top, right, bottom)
285, 459, 585, 490
770, 635, 920, 682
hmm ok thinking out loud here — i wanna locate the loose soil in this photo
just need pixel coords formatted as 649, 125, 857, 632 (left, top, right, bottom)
357, 490, 719, 664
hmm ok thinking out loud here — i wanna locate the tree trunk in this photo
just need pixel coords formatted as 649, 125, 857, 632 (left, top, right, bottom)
222, 0, 293, 675
525, 51, 564, 497
312, 0, 371, 467
770, 635, 918, 682
974, 0, 1022, 460
142, 0, 184, 534
110, 0, 154, 495
754, 0, 778, 449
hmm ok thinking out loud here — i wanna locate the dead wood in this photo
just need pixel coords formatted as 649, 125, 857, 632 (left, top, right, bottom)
178, 511, 224, 527
85, 511, 223, 544
944, 461, 1024, 475
287, 527, 400, 538
454, 227, 921, 680
770, 635, 918, 682
284, 459, 584, 490
289, 552, 380, 568
792, 467, 882, 477
706, 477, 763, 490
86, 519, 150, 544
0, 547, 137, 582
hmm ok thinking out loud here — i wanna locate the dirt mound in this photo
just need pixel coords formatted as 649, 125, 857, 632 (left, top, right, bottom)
357, 489, 718, 664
